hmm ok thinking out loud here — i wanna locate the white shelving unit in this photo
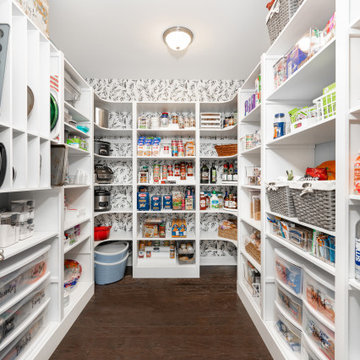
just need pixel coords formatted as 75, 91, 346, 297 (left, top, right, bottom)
235, 1, 345, 360
0, 1, 94, 359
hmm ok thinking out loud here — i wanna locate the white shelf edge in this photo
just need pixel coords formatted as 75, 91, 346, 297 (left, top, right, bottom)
267, 233, 335, 276
64, 215, 91, 231
266, 210, 336, 237
94, 210, 133, 216
0, 272, 51, 315
240, 145, 261, 156
64, 101, 90, 123
64, 234, 90, 254
266, 38, 336, 101
240, 103, 261, 123
64, 122, 90, 138
265, 116, 336, 146
241, 247, 261, 272
1, 232, 58, 260
241, 217, 262, 231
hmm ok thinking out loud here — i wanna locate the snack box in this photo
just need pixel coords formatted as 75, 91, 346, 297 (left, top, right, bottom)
151, 195, 162, 211
303, 265, 335, 324
162, 195, 172, 210
275, 248, 303, 296
137, 191, 150, 211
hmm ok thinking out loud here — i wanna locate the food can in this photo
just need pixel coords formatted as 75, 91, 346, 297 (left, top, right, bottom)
153, 164, 161, 183
139, 250, 145, 258
146, 250, 151, 258
170, 248, 175, 259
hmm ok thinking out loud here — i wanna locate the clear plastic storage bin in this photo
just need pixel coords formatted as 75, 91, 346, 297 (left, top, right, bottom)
0, 282, 49, 344
303, 304, 335, 360
275, 248, 303, 296
276, 281, 302, 325
303, 266, 335, 324
0, 245, 49, 307
275, 302, 302, 354
0, 311, 45, 360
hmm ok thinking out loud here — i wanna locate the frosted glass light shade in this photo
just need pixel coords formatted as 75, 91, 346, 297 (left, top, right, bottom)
163, 26, 193, 51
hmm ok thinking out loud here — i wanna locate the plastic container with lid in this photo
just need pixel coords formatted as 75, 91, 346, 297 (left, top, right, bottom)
276, 281, 302, 325
303, 265, 335, 324
303, 303, 335, 360
0, 245, 49, 307
274, 113, 286, 139
275, 248, 303, 296
94, 241, 129, 263
275, 302, 302, 354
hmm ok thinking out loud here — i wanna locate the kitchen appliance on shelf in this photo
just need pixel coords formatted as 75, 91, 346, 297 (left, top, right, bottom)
94, 139, 111, 156
94, 189, 111, 212
95, 164, 114, 184
95, 107, 109, 128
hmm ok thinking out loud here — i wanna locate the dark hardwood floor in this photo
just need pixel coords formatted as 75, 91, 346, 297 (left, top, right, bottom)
51, 266, 272, 360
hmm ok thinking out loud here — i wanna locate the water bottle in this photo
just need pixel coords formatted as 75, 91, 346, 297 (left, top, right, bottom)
355, 220, 360, 280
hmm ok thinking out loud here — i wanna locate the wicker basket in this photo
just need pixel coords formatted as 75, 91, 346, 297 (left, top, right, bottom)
290, 181, 336, 231
266, 0, 301, 44
214, 144, 237, 157
266, 182, 296, 217
218, 225, 237, 241
245, 243, 261, 264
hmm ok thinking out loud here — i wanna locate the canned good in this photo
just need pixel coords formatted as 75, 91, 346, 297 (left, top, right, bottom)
139, 251, 145, 258
146, 250, 151, 258
153, 164, 161, 183
170, 248, 175, 259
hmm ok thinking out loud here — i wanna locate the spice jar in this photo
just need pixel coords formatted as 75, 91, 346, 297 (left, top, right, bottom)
160, 113, 169, 127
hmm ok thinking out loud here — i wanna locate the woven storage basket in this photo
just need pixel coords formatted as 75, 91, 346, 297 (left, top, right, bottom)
266, 0, 301, 43
266, 182, 296, 217
245, 242, 261, 264
214, 144, 237, 157
290, 181, 336, 231
218, 227, 237, 241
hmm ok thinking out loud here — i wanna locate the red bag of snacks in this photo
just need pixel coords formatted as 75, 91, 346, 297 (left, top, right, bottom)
305, 167, 328, 180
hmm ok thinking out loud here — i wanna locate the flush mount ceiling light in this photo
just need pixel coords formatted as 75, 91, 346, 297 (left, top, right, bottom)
163, 26, 193, 51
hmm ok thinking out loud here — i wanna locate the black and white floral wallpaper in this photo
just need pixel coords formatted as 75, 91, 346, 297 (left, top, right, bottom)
90, 78, 243, 260
87, 79, 243, 103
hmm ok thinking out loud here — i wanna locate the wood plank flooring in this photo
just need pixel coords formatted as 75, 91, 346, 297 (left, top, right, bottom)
51, 266, 272, 360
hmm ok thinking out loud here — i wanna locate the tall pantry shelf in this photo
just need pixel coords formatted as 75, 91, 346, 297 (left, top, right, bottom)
0, 1, 94, 359
235, 1, 346, 360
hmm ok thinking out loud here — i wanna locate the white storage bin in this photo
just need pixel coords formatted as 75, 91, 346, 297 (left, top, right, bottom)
303, 266, 335, 325
275, 248, 303, 296
275, 302, 302, 354
0, 282, 49, 345
276, 281, 302, 325
0, 245, 50, 307
303, 303, 335, 360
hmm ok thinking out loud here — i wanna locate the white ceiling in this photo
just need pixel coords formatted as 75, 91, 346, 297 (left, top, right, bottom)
49, 0, 270, 80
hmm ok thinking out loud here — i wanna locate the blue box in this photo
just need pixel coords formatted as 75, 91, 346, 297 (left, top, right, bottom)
137, 191, 150, 211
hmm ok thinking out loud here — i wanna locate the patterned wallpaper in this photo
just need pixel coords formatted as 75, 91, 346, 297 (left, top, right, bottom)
91, 78, 243, 259
87, 78, 243, 103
